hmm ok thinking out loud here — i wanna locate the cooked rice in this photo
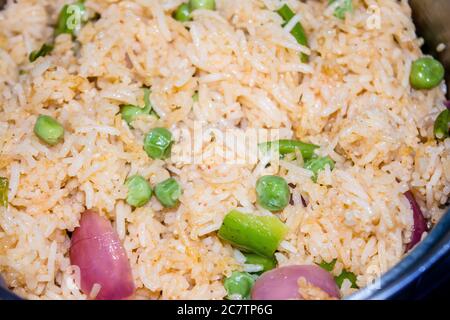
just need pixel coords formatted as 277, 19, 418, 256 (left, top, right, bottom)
0, 0, 449, 300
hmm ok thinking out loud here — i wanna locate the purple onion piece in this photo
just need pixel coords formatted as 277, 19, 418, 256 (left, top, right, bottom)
444, 100, 450, 110
404, 191, 428, 251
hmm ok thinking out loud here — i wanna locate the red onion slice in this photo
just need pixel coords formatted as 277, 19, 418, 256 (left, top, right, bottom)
404, 191, 428, 251
251, 265, 340, 300
70, 210, 135, 300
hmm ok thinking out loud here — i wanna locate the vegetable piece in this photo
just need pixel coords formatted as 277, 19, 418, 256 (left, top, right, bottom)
70, 210, 135, 300
34, 115, 65, 146
328, 0, 353, 20
335, 270, 358, 289
244, 253, 277, 273
276, 4, 309, 63
189, 0, 215, 11
173, 3, 191, 22
55, 1, 87, 37
218, 210, 288, 258
0, 177, 8, 208
251, 265, 340, 300
29, 43, 54, 62
120, 88, 153, 127
224, 271, 257, 300
259, 139, 319, 161
125, 175, 152, 208
154, 178, 182, 208
256, 175, 290, 212
304, 156, 335, 182
192, 92, 199, 102
434, 109, 450, 140
404, 191, 428, 251
410, 57, 445, 90
318, 259, 336, 272
143, 127, 173, 159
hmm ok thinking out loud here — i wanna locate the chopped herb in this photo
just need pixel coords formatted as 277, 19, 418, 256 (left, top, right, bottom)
29, 43, 54, 62
328, 0, 353, 20
0, 177, 8, 208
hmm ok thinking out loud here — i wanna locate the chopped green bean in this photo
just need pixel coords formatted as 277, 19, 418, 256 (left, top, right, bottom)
29, 43, 54, 62
304, 156, 335, 182
259, 139, 319, 161
143, 127, 173, 159
224, 271, 257, 300
328, 0, 353, 20
0, 177, 8, 208
218, 210, 288, 258
154, 178, 182, 208
125, 175, 152, 208
256, 175, 290, 212
434, 109, 450, 140
244, 253, 276, 273
276, 4, 309, 63
34, 115, 65, 146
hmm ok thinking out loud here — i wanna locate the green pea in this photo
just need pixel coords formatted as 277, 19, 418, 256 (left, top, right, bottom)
244, 253, 276, 273
125, 175, 152, 208
143, 128, 173, 159
410, 57, 445, 90
34, 115, 65, 146
224, 271, 257, 300
55, 1, 87, 37
218, 210, 288, 258
189, 0, 215, 11
120, 88, 154, 127
29, 43, 54, 62
256, 176, 290, 212
328, 0, 353, 20
434, 109, 450, 140
154, 178, 182, 208
304, 156, 335, 182
0, 177, 8, 208
174, 3, 191, 22
259, 140, 319, 161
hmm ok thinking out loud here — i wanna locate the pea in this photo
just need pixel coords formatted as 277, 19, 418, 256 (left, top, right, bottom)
154, 178, 182, 208
256, 176, 290, 212
125, 175, 152, 208
410, 57, 445, 90
34, 115, 65, 145
143, 128, 173, 159
120, 88, 154, 127
173, 3, 191, 22
189, 0, 215, 11
224, 271, 257, 300
433, 109, 450, 140
304, 156, 335, 182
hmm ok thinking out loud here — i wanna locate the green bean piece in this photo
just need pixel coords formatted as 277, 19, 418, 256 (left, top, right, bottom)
34, 115, 65, 146
29, 43, 54, 62
244, 253, 277, 273
434, 109, 450, 140
259, 139, 319, 160
224, 271, 257, 300
328, 0, 353, 20
304, 156, 335, 182
154, 178, 182, 208
318, 259, 337, 272
276, 4, 309, 63
125, 175, 152, 208
218, 210, 288, 258
173, 3, 191, 22
410, 57, 445, 90
189, 0, 215, 11
143, 127, 173, 159
120, 88, 154, 127
256, 176, 290, 212
0, 177, 8, 208
335, 270, 358, 289
55, 1, 87, 37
